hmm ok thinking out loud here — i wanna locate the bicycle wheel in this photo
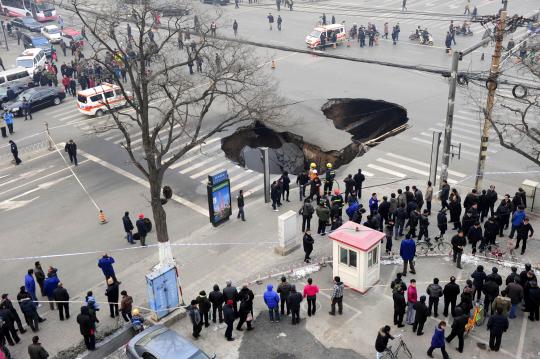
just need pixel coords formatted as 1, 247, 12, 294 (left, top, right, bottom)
382, 348, 394, 359
417, 242, 430, 256
399, 342, 413, 359
437, 241, 453, 256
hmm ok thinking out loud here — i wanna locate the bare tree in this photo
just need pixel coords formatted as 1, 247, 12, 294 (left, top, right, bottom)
69, 0, 283, 265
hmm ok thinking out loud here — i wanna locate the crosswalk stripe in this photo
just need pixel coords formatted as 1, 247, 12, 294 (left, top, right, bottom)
434, 123, 493, 136
367, 164, 406, 178
190, 161, 228, 179
179, 154, 223, 174
454, 114, 481, 123
203, 166, 245, 184
427, 128, 499, 147
362, 171, 374, 177
450, 119, 481, 129
386, 152, 466, 177
169, 143, 222, 169
57, 111, 84, 122
420, 132, 496, 152
376, 158, 430, 176
231, 174, 264, 192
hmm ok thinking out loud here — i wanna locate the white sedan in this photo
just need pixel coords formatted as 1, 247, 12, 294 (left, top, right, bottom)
41, 25, 62, 43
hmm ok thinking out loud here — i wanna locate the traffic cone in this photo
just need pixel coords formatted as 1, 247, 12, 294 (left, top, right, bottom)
98, 210, 108, 224
271, 59, 276, 69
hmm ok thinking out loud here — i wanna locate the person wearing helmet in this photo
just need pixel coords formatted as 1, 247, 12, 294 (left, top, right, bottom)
136, 214, 148, 246
308, 163, 318, 181
130, 308, 145, 333
309, 174, 322, 204
324, 163, 336, 196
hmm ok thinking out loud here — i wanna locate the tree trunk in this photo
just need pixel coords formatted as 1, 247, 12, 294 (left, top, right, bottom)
148, 170, 174, 266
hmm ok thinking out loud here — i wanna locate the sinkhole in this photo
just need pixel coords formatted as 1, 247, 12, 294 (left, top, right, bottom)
221, 98, 409, 175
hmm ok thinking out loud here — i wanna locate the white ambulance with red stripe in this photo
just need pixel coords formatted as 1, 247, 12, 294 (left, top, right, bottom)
76, 83, 132, 117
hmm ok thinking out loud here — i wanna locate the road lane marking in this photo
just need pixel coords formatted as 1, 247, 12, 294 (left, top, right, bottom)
376, 157, 430, 176
367, 164, 406, 178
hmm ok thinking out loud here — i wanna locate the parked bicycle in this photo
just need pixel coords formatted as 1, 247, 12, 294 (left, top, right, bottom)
383, 334, 412, 359
416, 237, 452, 256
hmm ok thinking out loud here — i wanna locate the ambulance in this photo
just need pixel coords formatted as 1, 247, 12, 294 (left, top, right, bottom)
76, 83, 132, 116
305, 23, 347, 49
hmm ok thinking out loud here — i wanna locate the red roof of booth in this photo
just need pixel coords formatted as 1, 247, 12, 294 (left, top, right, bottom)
328, 221, 385, 251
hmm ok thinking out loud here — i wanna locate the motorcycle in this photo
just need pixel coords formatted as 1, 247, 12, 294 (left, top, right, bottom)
409, 31, 420, 40
419, 33, 434, 46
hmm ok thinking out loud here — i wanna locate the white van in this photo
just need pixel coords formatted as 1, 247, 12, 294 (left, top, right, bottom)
77, 83, 132, 116
0, 67, 32, 86
15, 48, 46, 76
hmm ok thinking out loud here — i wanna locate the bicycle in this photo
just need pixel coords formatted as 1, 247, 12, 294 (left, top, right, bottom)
465, 301, 485, 334
416, 237, 453, 256
383, 335, 412, 359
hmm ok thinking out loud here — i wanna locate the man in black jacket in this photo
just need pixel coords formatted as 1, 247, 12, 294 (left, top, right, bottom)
222, 281, 239, 318
64, 139, 78, 166
196, 291, 211, 328
417, 210, 430, 241
288, 285, 303, 324
77, 307, 96, 350
392, 288, 406, 327
486, 185, 498, 216
223, 300, 235, 341
105, 278, 119, 318
451, 231, 466, 269
528, 281, 540, 321
277, 277, 292, 316
52, 283, 70, 321
122, 212, 134, 244
407, 208, 419, 238
209, 285, 224, 323
303, 231, 314, 263
353, 169, 365, 199
375, 325, 394, 356
443, 276, 460, 317
487, 307, 509, 351
0, 307, 20, 345
135, 214, 148, 246
0, 293, 26, 334
445, 307, 468, 352
467, 222, 482, 255
440, 181, 450, 209
413, 295, 429, 335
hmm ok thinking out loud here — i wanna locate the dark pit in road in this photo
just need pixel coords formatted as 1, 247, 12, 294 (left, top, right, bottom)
222, 99, 408, 175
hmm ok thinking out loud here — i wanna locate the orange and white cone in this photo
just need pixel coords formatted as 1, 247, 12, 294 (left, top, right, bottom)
98, 210, 108, 224
271, 59, 276, 69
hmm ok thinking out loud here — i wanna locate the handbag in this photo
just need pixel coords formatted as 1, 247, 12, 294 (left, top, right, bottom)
246, 313, 253, 322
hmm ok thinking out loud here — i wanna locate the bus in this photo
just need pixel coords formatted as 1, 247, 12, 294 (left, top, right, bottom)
0, 0, 57, 22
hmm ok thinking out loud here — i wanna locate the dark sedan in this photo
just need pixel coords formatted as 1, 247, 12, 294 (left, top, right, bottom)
3, 87, 65, 116
0, 81, 32, 105
10, 17, 43, 33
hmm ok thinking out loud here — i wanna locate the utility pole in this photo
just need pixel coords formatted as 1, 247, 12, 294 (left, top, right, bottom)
475, 4, 508, 190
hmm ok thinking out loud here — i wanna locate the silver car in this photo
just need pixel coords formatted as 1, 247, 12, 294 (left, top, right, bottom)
126, 325, 214, 359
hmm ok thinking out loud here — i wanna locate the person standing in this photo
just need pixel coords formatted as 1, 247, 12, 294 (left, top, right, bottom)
43, 272, 59, 311
233, 20, 238, 37
442, 276, 460, 317
425, 181, 433, 215
467, 221, 482, 255
299, 198, 314, 232
263, 284, 280, 322
471, 265, 487, 302
353, 169, 365, 199
267, 13, 274, 30
52, 283, 70, 320
450, 230, 466, 269
417, 210, 430, 241
492, 290, 511, 317
427, 278, 443, 317
34, 262, 46, 297
209, 284, 224, 323
302, 231, 314, 263
187, 300, 203, 338
135, 214, 148, 246
445, 307, 467, 353
515, 217, 534, 255
277, 15, 282, 31
435, 208, 448, 240
237, 190, 245, 221
105, 278, 119, 318
4, 111, 14, 134
122, 212, 134, 244
25, 269, 38, 303
64, 139, 78, 166
120, 290, 133, 322
406, 279, 417, 325
413, 295, 429, 335
21, 97, 32, 120
77, 306, 96, 350
505, 278, 523, 319
19, 294, 42, 332
28, 335, 48, 359
487, 307, 509, 351
277, 276, 291, 316
222, 280, 239, 318
400, 234, 416, 276
393, 287, 406, 327
288, 285, 303, 325
528, 281, 540, 321
303, 278, 319, 317
236, 291, 254, 332
223, 300, 235, 341
329, 276, 344, 315
98, 254, 117, 283
9, 140, 21, 165
401, 0, 407, 11
427, 321, 449, 359
196, 291, 211, 328
316, 200, 330, 236
0, 294, 26, 334
375, 325, 394, 358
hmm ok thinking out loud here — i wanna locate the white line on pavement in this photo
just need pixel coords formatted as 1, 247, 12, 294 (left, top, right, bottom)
190, 162, 228, 179
180, 155, 223, 174
231, 174, 264, 192
420, 132, 497, 153
79, 151, 207, 216
367, 164, 406, 178
376, 157, 430, 176
386, 153, 466, 177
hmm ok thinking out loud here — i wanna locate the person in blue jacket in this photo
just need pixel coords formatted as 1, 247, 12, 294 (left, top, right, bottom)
427, 321, 449, 359
369, 193, 379, 215
98, 253, 117, 283
509, 205, 526, 239
400, 234, 416, 276
44, 273, 60, 311
25, 269, 37, 302
263, 284, 280, 322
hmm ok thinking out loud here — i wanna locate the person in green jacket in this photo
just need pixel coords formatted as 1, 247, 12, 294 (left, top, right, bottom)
316, 201, 330, 236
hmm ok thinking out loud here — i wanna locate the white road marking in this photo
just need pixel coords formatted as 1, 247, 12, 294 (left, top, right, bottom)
190, 162, 228, 179
386, 153, 466, 177
419, 132, 497, 153
367, 164, 406, 178
231, 174, 264, 192
180, 156, 222, 174
79, 151, 207, 216
170, 141, 222, 170
376, 157, 430, 176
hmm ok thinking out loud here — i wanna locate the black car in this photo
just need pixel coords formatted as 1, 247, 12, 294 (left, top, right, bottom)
3, 87, 66, 116
0, 81, 32, 105
201, 0, 230, 4
10, 17, 43, 33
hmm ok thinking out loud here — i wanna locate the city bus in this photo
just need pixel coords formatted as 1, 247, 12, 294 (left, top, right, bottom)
0, 0, 57, 22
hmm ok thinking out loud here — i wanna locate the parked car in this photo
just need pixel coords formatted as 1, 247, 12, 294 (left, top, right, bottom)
201, 0, 230, 4
15, 48, 47, 76
21, 33, 52, 56
126, 325, 214, 359
0, 67, 32, 86
41, 24, 62, 43
0, 81, 32, 105
10, 16, 43, 32
155, 6, 190, 17
2, 86, 65, 116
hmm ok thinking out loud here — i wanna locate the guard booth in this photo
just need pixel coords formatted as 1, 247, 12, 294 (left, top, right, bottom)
328, 221, 384, 293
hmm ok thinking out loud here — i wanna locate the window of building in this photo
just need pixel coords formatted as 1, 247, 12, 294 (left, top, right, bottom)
368, 246, 379, 268
339, 246, 357, 268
